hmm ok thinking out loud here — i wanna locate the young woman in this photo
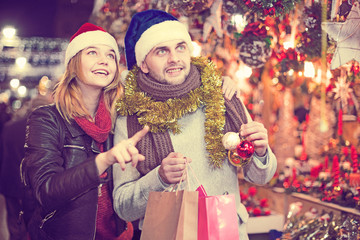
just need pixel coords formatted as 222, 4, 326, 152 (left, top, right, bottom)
22, 23, 149, 240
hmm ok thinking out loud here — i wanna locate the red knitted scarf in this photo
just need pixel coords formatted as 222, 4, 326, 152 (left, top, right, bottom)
74, 94, 111, 148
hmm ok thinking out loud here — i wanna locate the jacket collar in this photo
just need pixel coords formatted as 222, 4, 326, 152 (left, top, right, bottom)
65, 118, 86, 138
52, 105, 113, 152
66, 118, 113, 152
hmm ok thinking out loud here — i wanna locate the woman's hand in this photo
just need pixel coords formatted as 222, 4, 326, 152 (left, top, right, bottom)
222, 76, 241, 100
96, 126, 149, 174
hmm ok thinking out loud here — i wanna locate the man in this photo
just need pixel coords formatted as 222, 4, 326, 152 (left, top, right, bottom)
113, 9, 277, 240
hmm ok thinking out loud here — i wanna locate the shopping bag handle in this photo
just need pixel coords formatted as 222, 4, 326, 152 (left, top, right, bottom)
186, 163, 208, 197
175, 163, 190, 193
186, 163, 201, 187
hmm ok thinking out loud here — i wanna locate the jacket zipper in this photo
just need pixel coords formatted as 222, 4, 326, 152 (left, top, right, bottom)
98, 184, 103, 197
63, 145, 86, 150
39, 210, 56, 228
93, 149, 101, 154
64, 142, 100, 239
93, 199, 99, 239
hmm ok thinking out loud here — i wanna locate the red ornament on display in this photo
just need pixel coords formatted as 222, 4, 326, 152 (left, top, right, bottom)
236, 140, 255, 159
222, 132, 254, 167
228, 139, 254, 167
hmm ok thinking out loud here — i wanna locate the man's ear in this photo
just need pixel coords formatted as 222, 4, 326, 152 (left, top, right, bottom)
140, 61, 149, 73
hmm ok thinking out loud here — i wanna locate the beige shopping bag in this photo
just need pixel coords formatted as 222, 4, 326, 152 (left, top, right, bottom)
140, 189, 198, 240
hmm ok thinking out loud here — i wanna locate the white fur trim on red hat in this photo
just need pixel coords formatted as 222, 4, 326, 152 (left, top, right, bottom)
65, 30, 120, 66
134, 20, 193, 67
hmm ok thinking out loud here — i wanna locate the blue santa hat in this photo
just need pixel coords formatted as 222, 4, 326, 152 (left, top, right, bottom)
124, 9, 193, 70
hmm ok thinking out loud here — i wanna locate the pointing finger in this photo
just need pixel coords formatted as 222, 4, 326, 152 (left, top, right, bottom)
129, 125, 150, 146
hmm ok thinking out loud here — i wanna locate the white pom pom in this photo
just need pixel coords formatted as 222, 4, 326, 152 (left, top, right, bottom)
222, 132, 240, 150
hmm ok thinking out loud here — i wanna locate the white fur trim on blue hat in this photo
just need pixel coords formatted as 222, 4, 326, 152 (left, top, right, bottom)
134, 20, 193, 67
65, 30, 120, 66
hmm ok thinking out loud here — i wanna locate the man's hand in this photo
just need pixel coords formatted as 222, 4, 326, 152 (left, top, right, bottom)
158, 152, 192, 184
240, 121, 268, 157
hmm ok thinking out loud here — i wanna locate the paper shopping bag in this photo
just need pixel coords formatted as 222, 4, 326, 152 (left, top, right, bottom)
198, 194, 240, 240
140, 190, 198, 240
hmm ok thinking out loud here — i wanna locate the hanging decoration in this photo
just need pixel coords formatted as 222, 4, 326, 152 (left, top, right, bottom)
222, 131, 255, 167
331, 155, 340, 188
274, 48, 305, 87
296, 2, 323, 61
248, 67, 264, 86
321, 1, 360, 69
347, 62, 360, 83
202, 0, 223, 41
168, 0, 214, 15
232, 0, 300, 18
338, 0, 353, 20
336, 63, 360, 122
349, 145, 360, 187
223, 0, 242, 14
331, 75, 353, 114
330, 0, 342, 20
337, 109, 343, 136
236, 22, 273, 68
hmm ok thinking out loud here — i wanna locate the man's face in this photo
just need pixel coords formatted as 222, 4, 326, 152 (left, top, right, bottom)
140, 39, 191, 85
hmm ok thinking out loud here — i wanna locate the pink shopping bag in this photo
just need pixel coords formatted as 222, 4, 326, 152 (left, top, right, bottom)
197, 186, 239, 240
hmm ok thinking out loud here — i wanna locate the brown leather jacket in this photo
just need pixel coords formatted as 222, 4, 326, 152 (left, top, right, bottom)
22, 104, 126, 240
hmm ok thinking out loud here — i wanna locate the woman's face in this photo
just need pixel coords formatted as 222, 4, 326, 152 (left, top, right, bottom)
78, 44, 117, 91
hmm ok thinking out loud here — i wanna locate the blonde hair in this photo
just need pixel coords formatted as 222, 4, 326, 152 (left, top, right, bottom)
53, 51, 123, 129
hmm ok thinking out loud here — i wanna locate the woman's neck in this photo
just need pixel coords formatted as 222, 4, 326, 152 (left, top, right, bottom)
83, 90, 102, 118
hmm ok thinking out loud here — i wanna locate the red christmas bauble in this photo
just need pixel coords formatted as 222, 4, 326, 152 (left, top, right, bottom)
236, 140, 255, 159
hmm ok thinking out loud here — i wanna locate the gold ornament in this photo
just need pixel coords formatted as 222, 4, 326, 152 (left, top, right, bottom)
228, 150, 252, 167
116, 57, 227, 167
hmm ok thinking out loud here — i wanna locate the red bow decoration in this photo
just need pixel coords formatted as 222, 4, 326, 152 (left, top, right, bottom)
351, 63, 360, 75
241, 22, 267, 38
244, 0, 254, 8
264, 7, 276, 16
275, 48, 306, 62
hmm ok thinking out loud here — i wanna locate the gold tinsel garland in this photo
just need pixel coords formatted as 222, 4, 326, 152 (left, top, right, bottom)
116, 57, 227, 167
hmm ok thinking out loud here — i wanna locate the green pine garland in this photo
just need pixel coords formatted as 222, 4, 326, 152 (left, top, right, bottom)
235, 0, 300, 18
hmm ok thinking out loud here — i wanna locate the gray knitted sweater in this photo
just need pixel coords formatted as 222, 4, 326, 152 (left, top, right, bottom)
113, 104, 277, 239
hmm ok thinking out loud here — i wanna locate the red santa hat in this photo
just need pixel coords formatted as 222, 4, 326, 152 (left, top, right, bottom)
65, 23, 120, 67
